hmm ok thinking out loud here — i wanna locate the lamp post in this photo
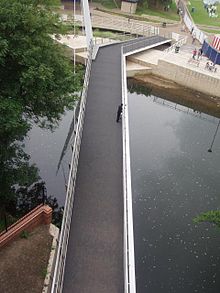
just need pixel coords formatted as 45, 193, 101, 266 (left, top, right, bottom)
208, 120, 220, 153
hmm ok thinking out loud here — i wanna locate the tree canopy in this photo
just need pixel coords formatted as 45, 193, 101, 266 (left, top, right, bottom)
0, 0, 83, 218
0, 0, 82, 135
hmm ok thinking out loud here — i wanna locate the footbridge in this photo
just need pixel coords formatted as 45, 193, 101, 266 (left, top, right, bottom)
51, 7, 171, 293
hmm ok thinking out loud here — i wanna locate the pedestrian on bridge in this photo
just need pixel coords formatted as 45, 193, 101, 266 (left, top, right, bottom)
116, 104, 123, 122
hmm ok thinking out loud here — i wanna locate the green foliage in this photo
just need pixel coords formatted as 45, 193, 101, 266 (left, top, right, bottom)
187, 0, 220, 27
94, 0, 119, 9
0, 140, 39, 210
93, 29, 132, 41
127, 78, 152, 96
194, 210, 220, 228
20, 230, 30, 239
0, 0, 83, 213
136, 0, 179, 21
0, 0, 83, 130
41, 268, 48, 278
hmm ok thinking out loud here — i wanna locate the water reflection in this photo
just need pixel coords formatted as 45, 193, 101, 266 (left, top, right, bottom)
0, 107, 75, 231
25, 110, 74, 205
128, 86, 220, 293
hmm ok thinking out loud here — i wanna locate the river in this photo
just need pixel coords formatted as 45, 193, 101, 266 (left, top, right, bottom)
128, 88, 220, 292
23, 79, 220, 292
24, 110, 74, 206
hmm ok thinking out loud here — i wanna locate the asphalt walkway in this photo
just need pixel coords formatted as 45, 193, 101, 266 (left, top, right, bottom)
62, 35, 168, 293
63, 43, 124, 293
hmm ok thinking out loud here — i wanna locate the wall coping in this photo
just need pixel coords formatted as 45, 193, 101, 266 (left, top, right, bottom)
0, 204, 52, 248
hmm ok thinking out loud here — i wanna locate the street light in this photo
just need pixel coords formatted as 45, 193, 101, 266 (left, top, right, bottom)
208, 119, 220, 152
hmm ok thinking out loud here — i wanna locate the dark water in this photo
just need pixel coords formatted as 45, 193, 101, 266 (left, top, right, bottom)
25, 110, 74, 205
128, 93, 220, 293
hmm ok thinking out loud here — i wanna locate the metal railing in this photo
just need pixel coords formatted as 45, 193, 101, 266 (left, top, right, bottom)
149, 96, 219, 124
164, 36, 187, 53
91, 15, 158, 36
121, 46, 136, 293
51, 40, 94, 293
123, 35, 171, 55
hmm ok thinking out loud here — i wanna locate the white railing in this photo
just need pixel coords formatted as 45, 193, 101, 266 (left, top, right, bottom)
91, 15, 159, 37
164, 36, 187, 53
61, 13, 159, 38
51, 40, 94, 293
123, 35, 171, 56
178, 0, 207, 44
121, 46, 136, 293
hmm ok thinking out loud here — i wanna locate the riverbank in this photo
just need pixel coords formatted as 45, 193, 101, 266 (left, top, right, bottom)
132, 74, 220, 118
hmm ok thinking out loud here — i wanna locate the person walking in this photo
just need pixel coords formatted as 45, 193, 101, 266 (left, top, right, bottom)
197, 48, 203, 60
192, 48, 197, 59
116, 104, 123, 122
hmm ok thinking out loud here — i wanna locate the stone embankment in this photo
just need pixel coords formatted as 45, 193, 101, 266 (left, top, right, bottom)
127, 46, 220, 99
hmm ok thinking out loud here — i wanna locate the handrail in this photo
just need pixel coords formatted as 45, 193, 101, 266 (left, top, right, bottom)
123, 35, 171, 55
164, 36, 187, 53
178, 0, 207, 44
51, 39, 94, 293
63, 12, 160, 37
149, 95, 219, 124
91, 15, 159, 37
121, 45, 136, 293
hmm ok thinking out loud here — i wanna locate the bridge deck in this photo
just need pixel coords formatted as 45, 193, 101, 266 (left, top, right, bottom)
62, 36, 170, 293
63, 43, 124, 293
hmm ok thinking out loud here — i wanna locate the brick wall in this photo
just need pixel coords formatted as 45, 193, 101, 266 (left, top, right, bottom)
0, 205, 52, 249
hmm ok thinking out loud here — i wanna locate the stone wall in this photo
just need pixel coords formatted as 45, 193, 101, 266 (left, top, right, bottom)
121, 1, 137, 14
153, 59, 220, 97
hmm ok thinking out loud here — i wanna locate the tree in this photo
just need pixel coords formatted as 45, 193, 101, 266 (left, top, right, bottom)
0, 0, 83, 132
0, 0, 83, 221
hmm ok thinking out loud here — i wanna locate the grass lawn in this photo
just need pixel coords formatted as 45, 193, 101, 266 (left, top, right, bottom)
136, 2, 179, 21
203, 28, 220, 34
188, 0, 220, 27
93, 0, 179, 21
93, 0, 119, 9
93, 29, 132, 40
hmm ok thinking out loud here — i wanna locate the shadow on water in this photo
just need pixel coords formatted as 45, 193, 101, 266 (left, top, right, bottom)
0, 107, 77, 231
128, 80, 220, 293
24, 109, 77, 206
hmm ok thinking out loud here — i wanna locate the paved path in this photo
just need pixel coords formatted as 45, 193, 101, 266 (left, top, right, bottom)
62, 35, 169, 293
63, 43, 124, 293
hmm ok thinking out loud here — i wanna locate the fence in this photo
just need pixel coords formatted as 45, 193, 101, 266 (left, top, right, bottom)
202, 40, 220, 65
50, 40, 94, 293
121, 45, 136, 293
164, 35, 187, 53
91, 15, 159, 37
62, 12, 159, 38
178, 0, 207, 44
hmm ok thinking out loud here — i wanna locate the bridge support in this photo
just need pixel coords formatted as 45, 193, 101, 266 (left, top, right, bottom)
81, 0, 93, 48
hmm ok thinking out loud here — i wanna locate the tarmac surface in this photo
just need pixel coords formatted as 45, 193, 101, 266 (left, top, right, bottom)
62, 35, 168, 293
63, 43, 124, 293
